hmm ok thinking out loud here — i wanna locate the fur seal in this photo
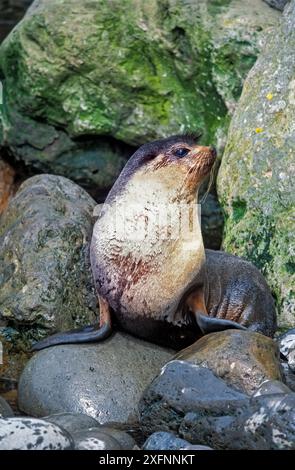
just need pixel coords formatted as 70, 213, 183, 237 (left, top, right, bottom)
32, 135, 276, 351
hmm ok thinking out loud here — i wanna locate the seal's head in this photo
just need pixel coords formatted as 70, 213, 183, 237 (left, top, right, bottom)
108, 134, 217, 203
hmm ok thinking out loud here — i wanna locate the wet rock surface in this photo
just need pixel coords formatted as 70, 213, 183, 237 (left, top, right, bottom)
281, 362, 295, 392
175, 330, 282, 394
0, 417, 73, 450
44, 412, 100, 435
71, 429, 122, 450
181, 393, 295, 450
0, 174, 97, 348
278, 328, 295, 371
253, 379, 292, 397
139, 361, 248, 436
98, 425, 137, 450
0, 396, 14, 417
143, 431, 212, 450
18, 332, 173, 424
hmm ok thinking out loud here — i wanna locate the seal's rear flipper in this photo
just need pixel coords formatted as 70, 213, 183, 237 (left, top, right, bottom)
194, 311, 247, 335
31, 296, 112, 351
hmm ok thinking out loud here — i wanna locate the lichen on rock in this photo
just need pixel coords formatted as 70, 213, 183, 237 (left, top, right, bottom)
218, 1, 295, 329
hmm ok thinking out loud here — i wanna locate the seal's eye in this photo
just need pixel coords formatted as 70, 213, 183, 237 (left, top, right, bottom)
174, 148, 190, 158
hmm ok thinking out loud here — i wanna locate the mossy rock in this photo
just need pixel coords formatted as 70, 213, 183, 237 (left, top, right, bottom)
218, 1, 295, 329
0, 0, 279, 188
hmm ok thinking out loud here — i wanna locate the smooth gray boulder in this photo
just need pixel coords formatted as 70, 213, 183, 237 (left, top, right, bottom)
44, 412, 100, 435
18, 332, 173, 424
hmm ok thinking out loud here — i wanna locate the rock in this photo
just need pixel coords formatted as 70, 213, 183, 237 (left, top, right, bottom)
139, 361, 248, 436
71, 429, 122, 450
143, 431, 212, 450
18, 331, 173, 423
278, 328, 295, 371
98, 426, 137, 450
253, 379, 292, 396
44, 412, 136, 449
263, 0, 289, 11
217, 1, 295, 330
0, 174, 98, 348
0, 0, 279, 190
175, 330, 283, 394
0, 158, 15, 215
0, 396, 14, 417
281, 362, 295, 392
181, 393, 295, 450
0, 417, 73, 450
44, 412, 100, 435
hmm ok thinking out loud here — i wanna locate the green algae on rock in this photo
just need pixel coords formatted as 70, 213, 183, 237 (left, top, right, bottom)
0, 0, 279, 188
217, 1, 295, 329
0, 174, 98, 347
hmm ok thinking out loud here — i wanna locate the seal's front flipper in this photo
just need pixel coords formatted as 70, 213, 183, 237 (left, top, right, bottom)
194, 311, 247, 335
31, 296, 112, 351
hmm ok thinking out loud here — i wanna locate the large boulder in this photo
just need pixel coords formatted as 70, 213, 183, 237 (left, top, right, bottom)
175, 330, 283, 395
18, 332, 173, 423
0, 0, 279, 190
0, 174, 98, 348
217, 1, 295, 328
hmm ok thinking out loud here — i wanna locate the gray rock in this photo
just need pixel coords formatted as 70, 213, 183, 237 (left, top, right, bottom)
0, 174, 98, 349
174, 330, 282, 395
143, 432, 212, 450
44, 412, 100, 435
181, 393, 295, 450
139, 361, 248, 436
0, 396, 14, 417
18, 331, 173, 423
217, 0, 295, 329
263, 0, 289, 11
99, 425, 136, 450
281, 362, 295, 392
0, 417, 73, 450
278, 329, 295, 371
71, 429, 122, 450
253, 379, 292, 396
